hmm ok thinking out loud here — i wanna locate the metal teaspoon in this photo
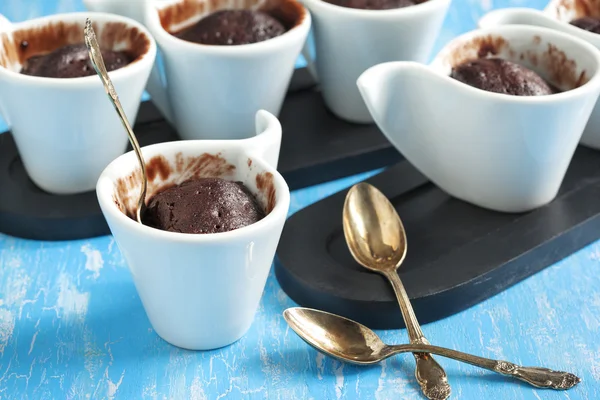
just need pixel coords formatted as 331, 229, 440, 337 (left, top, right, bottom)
342, 181, 450, 399
283, 307, 581, 391
84, 18, 147, 224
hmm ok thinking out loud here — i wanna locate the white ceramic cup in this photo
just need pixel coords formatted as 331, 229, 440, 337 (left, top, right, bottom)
300, 0, 451, 123
479, 2, 600, 150
84, 0, 311, 140
358, 25, 600, 213
96, 110, 290, 350
0, 12, 156, 194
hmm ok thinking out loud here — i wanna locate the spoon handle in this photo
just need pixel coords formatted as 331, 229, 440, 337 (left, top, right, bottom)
387, 344, 581, 390
385, 271, 451, 400
84, 18, 147, 223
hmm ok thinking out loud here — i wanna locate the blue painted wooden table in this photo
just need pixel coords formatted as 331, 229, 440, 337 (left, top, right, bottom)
1, 0, 599, 399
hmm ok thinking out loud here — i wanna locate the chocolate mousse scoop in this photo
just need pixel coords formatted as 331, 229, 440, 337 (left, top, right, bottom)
175, 10, 286, 45
570, 17, 600, 34
324, 0, 419, 10
450, 58, 555, 96
142, 177, 265, 234
20, 43, 131, 78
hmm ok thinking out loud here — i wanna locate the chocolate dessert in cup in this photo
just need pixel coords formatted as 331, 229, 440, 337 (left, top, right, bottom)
299, 0, 450, 124
357, 25, 600, 213
96, 111, 290, 350
84, 0, 310, 140
0, 12, 156, 194
479, 0, 600, 150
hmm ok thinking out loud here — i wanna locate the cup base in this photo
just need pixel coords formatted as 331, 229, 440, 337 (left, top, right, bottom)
151, 322, 252, 351
440, 186, 558, 213
323, 104, 374, 125
580, 127, 600, 150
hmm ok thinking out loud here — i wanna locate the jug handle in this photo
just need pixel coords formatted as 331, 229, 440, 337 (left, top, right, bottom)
243, 110, 282, 169
0, 14, 12, 129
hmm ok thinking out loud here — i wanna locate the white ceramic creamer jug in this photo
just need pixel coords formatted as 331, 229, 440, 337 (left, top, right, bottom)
358, 25, 600, 213
479, 1, 600, 149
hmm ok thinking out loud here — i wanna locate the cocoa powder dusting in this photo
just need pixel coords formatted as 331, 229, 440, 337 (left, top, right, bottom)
552, 0, 600, 21
146, 155, 172, 181
561, 0, 597, 19
542, 43, 586, 89
448, 35, 508, 68
256, 172, 276, 213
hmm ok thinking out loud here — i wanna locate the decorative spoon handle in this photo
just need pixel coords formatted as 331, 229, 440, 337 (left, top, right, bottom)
387, 344, 581, 390
385, 271, 451, 400
83, 18, 147, 223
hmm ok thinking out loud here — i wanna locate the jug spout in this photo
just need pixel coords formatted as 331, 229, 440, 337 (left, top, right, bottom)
357, 62, 437, 134
83, 0, 147, 23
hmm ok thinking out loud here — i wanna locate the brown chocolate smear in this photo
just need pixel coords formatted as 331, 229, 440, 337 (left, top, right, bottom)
324, 0, 420, 9
142, 177, 265, 234
20, 43, 131, 78
256, 172, 276, 214
1, 21, 149, 70
451, 58, 556, 96
115, 152, 237, 219
175, 9, 286, 45
570, 16, 600, 33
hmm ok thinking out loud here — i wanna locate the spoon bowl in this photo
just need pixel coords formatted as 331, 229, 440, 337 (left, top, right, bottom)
284, 307, 582, 391
343, 182, 406, 273
283, 306, 387, 365
343, 182, 450, 399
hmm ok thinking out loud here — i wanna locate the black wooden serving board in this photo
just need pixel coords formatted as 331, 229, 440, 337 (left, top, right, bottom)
0, 68, 401, 241
275, 146, 600, 329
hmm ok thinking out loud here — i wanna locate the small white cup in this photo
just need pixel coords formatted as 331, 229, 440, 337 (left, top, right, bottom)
479, 2, 600, 150
358, 25, 600, 213
84, 0, 311, 140
300, 0, 451, 123
96, 110, 290, 350
0, 12, 156, 194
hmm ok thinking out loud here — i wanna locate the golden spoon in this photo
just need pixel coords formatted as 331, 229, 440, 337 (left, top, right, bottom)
283, 307, 581, 391
84, 18, 147, 224
342, 182, 450, 400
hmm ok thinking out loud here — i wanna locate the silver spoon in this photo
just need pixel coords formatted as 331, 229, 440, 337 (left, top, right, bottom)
283, 307, 581, 391
84, 18, 147, 223
342, 182, 450, 399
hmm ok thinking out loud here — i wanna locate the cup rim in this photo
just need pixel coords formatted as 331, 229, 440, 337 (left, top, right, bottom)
301, 0, 450, 17
0, 11, 157, 86
479, 7, 600, 43
429, 24, 600, 103
146, 0, 311, 54
96, 140, 291, 243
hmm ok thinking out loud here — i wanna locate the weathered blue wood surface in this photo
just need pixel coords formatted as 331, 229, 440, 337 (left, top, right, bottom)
1, 0, 600, 399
